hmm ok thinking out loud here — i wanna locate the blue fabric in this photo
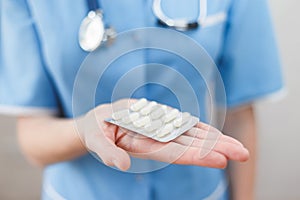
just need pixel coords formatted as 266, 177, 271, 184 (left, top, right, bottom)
0, 0, 58, 110
1, 0, 283, 199
217, 0, 284, 107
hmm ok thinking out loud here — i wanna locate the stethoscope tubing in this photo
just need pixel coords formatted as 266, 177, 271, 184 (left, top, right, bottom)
79, 0, 209, 51
152, 0, 207, 31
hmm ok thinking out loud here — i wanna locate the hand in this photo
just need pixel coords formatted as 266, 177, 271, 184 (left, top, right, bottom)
76, 99, 249, 171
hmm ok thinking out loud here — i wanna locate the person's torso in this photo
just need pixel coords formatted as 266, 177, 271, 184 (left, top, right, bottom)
26, 1, 231, 199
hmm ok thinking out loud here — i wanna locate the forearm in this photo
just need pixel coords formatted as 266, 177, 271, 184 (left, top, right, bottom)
17, 116, 87, 167
223, 106, 256, 200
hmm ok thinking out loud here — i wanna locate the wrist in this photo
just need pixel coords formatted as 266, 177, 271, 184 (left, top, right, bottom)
66, 118, 88, 158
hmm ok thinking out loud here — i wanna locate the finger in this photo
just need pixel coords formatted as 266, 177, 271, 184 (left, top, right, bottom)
173, 134, 249, 162
186, 126, 221, 142
181, 128, 243, 148
87, 133, 131, 171
174, 144, 228, 168
184, 127, 208, 139
132, 142, 228, 169
117, 125, 248, 162
116, 128, 247, 167
173, 134, 208, 148
181, 127, 222, 151
188, 125, 244, 147
220, 135, 244, 147
111, 98, 137, 110
195, 122, 213, 131
94, 98, 137, 121
212, 140, 249, 162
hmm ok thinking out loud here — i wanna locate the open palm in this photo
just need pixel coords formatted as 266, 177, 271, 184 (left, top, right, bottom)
77, 99, 249, 171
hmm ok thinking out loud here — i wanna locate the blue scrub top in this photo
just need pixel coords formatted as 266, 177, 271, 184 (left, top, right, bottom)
1, 0, 283, 199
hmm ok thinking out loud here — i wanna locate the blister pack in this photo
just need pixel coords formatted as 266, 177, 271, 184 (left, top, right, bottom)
105, 98, 199, 142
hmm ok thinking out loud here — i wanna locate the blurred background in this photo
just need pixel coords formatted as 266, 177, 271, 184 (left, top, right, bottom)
1, 0, 299, 199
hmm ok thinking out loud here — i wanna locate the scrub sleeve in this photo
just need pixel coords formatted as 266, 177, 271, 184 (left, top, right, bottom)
0, 0, 58, 116
218, 0, 284, 107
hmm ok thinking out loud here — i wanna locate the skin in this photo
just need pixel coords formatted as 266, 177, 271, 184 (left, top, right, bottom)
224, 106, 256, 200
17, 99, 251, 195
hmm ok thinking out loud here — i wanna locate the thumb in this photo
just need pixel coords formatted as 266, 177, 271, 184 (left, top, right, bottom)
87, 134, 131, 171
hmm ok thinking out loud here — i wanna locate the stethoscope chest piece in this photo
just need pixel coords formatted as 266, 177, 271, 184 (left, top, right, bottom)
78, 0, 210, 52
79, 10, 105, 52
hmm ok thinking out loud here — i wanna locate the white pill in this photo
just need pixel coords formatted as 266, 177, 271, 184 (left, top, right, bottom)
164, 109, 179, 123
150, 106, 166, 120
140, 101, 158, 115
133, 116, 151, 128
145, 119, 163, 132
156, 123, 174, 138
130, 98, 148, 112
106, 98, 199, 142
122, 112, 139, 124
173, 112, 191, 127
161, 105, 168, 111
112, 109, 129, 120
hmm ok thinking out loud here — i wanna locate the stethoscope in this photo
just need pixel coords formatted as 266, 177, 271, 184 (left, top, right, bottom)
79, 0, 208, 52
